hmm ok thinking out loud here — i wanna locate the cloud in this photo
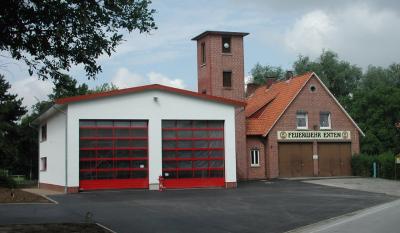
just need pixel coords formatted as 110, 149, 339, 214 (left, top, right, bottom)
284, 10, 337, 56
9, 77, 53, 108
111, 68, 143, 88
148, 71, 185, 88
283, 4, 400, 67
111, 68, 185, 89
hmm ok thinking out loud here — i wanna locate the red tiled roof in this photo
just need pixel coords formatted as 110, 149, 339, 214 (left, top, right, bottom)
55, 84, 246, 106
246, 72, 314, 135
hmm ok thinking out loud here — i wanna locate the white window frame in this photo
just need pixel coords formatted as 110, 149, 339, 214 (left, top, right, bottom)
296, 112, 308, 129
250, 149, 260, 167
320, 112, 331, 129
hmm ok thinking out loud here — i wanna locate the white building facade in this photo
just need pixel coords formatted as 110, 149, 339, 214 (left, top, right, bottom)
35, 85, 243, 192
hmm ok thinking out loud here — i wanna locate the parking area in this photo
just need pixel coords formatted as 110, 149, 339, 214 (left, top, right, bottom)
0, 180, 396, 233
304, 178, 400, 197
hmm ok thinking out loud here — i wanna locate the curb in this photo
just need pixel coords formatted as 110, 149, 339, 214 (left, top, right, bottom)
96, 222, 117, 233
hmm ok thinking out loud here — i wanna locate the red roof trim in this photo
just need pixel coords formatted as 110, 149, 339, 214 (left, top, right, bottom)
55, 84, 246, 106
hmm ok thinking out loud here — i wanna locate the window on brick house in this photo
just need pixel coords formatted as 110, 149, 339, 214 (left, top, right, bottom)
41, 124, 47, 142
223, 71, 232, 88
296, 112, 308, 129
250, 149, 260, 167
222, 37, 231, 53
40, 157, 47, 171
201, 42, 206, 64
320, 112, 331, 129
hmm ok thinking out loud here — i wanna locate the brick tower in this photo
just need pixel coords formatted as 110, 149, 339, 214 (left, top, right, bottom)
192, 31, 249, 181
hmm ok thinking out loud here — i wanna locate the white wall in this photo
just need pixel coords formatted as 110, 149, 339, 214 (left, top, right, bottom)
66, 90, 237, 189
39, 109, 66, 186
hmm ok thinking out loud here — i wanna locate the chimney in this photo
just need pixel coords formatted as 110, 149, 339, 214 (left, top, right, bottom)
285, 70, 294, 80
246, 83, 259, 97
265, 77, 276, 89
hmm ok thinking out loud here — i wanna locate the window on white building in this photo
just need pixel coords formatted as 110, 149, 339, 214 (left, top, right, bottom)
320, 112, 331, 129
250, 149, 260, 167
296, 112, 308, 129
41, 124, 47, 142
40, 157, 47, 171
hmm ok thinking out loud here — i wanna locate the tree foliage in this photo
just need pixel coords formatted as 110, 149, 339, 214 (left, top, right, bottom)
349, 65, 400, 154
0, 75, 27, 172
0, 0, 156, 80
250, 63, 285, 84
293, 50, 362, 103
48, 74, 90, 100
88, 82, 118, 94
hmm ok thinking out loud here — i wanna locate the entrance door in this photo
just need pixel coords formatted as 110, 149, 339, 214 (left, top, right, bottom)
79, 120, 149, 190
278, 143, 313, 177
318, 143, 352, 176
162, 120, 225, 188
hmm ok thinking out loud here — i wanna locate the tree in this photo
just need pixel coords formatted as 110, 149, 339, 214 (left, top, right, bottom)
348, 64, 400, 155
293, 50, 362, 103
0, 75, 27, 172
88, 82, 119, 94
250, 63, 285, 84
48, 74, 90, 100
0, 0, 156, 80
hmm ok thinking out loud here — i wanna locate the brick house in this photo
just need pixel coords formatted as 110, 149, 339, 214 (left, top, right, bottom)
192, 31, 364, 179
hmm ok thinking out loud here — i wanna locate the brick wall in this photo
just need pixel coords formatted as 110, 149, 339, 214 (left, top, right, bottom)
39, 182, 79, 193
267, 76, 360, 178
246, 136, 266, 179
196, 35, 245, 100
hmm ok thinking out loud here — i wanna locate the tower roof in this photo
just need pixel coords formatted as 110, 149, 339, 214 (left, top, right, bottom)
191, 31, 249, 40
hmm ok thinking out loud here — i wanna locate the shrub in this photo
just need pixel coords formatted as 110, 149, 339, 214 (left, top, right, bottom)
0, 175, 17, 189
352, 152, 397, 179
352, 153, 374, 177
376, 152, 395, 179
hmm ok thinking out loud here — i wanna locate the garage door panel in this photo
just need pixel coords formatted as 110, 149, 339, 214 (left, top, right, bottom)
79, 120, 149, 190
318, 143, 351, 176
162, 120, 225, 188
278, 143, 313, 177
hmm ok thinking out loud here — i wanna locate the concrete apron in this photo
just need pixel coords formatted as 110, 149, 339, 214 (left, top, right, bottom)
285, 199, 400, 233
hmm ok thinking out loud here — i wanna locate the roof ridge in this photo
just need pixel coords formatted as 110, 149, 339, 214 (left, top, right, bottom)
55, 83, 246, 107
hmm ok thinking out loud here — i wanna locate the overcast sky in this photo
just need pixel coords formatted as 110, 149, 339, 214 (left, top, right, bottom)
3, 0, 400, 109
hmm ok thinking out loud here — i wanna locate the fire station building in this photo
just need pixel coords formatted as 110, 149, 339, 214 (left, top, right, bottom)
244, 73, 364, 179
35, 30, 363, 192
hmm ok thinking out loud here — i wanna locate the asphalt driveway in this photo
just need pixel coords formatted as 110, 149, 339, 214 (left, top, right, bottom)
0, 180, 396, 233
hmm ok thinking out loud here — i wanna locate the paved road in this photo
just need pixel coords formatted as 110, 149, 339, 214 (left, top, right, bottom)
0, 180, 396, 233
288, 199, 400, 233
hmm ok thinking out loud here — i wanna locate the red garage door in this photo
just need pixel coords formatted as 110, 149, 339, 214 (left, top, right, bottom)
162, 120, 225, 188
79, 120, 148, 190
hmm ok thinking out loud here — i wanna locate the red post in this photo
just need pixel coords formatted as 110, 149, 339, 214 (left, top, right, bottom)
159, 176, 165, 192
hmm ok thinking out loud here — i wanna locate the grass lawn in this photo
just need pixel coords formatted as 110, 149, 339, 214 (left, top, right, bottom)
0, 223, 111, 233
0, 187, 50, 203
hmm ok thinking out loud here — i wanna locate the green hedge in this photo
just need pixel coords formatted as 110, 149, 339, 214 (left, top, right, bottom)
352, 152, 397, 179
0, 175, 17, 189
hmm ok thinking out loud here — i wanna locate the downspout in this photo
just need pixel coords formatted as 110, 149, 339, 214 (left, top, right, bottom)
52, 105, 68, 194
262, 136, 268, 179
